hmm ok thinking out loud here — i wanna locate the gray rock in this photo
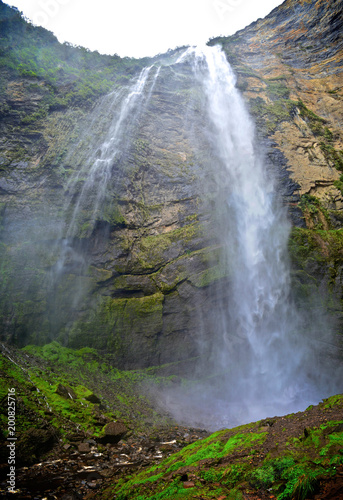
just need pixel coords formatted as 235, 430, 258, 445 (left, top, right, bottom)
99, 421, 128, 444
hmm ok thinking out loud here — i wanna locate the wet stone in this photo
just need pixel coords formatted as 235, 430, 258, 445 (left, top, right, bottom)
99, 421, 128, 444
78, 443, 91, 453
183, 481, 195, 488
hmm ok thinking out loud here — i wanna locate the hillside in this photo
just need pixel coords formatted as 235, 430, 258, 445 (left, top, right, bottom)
0, 342, 342, 498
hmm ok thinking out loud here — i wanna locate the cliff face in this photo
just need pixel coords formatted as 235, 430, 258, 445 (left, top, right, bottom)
0, 5, 230, 367
210, 0, 343, 345
0, 0, 343, 368
211, 0, 343, 211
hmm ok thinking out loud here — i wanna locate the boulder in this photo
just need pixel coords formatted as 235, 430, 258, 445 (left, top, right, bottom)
55, 384, 77, 400
99, 421, 128, 444
78, 442, 91, 453
85, 393, 101, 404
17, 427, 58, 465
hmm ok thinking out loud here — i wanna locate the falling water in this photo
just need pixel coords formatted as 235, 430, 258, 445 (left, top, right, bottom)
191, 46, 294, 405
45, 66, 160, 332
160, 45, 342, 429
52, 65, 159, 276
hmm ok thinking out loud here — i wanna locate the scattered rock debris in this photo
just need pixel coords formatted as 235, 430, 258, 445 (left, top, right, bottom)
0, 427, 209, 499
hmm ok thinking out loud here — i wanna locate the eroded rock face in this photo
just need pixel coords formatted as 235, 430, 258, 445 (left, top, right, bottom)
210, 0, 343, 212
0, 0, 342, 367
0, 45, 232, 367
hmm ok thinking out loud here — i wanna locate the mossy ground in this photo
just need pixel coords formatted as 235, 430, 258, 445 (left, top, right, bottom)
102, 395, 343, 500
0, 345, 343, 498
0, 341, 176, 450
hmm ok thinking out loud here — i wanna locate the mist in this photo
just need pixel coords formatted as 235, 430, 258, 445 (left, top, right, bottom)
1, 37, 342, 430
152, 45, 343, 430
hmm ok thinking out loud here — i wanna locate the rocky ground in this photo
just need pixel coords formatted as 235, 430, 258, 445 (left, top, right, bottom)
0, 340, 342, 500
0, 401, 343, 499
0, 426, 210, 499
0, 344, 342, 500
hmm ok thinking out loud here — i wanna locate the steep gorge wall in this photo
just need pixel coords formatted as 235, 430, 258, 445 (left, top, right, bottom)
0, 21, 232, 367
0, 0, 343, 368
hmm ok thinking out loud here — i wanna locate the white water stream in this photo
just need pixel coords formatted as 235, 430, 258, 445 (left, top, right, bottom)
193, 46, 295, 404
43, 45, 341, 428
162, 45, 340, 428
53, 65, 160, 276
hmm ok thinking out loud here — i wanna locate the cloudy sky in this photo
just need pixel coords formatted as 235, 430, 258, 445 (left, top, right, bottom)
7, 0, 284, 58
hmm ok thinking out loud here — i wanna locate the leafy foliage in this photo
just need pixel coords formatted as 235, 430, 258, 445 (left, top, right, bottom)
0, 1, 152, 113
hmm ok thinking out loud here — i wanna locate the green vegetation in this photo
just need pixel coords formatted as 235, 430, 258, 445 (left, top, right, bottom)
296, 99, 326, 136
0, 340, 186, 465
66, 292, 164, 353
289, 226, 343, 267
249, 96, 293, 134
102, 393, 343, 499
298, 194, 330, 229
120, 221, 203, 274
320, 142, 343, 171
299, 194, 321, 215
0, 341, 174, 442
0, 1, 152, 119
293, 100, 343, 172
266, 78, 290, 99
1, 345, 343, 496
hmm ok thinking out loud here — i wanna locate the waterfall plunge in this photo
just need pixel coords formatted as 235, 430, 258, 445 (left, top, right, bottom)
160, 45, 336, 429
29, 44, 340, 427
193, 46, 295, 403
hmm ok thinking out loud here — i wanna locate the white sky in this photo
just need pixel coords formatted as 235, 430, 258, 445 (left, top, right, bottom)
7, 0, 284, 58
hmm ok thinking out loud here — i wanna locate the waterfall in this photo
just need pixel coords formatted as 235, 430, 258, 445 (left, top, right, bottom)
63, 65, 155, 240
193, 46, 294, 400
165, 45, 330, 428
52, 66, 159, 275
45, 66, 160, 334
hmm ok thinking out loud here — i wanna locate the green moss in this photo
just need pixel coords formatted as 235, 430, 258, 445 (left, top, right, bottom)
103, 202, 126, 227
289, 227, 343, 268
200, 468, 223, 482
249, 463, 275, 488
266, 79, 290, 99
129, 222, 202, 273
18, 341, 175, 435
320, 143, 343, 170
288, 227, 321, 268
189, 262, 229, 288
235, 65, 261, 79
299, 194, 319, 215
296, 99, 326, 136
222, 463, 249, 487
249, 97, 292, 133
323, 394, 343, 408
221, 431, 267, 456
67, 293, 164, 353
21, 106, 48, 123
291, 102, 343, 173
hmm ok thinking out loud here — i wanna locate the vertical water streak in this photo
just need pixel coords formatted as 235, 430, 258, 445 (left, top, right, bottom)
65, 65, 154, 239
45, 66, 159, 333
177, 45, 313, 421
51, 66, 159, 277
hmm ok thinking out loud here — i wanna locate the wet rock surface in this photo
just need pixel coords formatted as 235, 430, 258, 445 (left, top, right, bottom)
1, 0, 343, 370
1, 401, 343, 499
0, 426, 210, 499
